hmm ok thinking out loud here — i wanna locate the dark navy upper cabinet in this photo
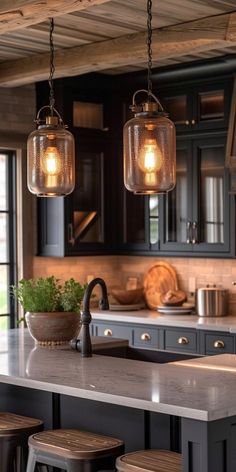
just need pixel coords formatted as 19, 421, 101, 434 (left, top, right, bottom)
37, 72, 235, 258
159, 134, 234, 255
160, 79, 232, 133
37, 75, 114, 256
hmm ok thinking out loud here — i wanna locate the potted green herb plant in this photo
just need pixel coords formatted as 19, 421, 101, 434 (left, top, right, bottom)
12, 276, 87, 346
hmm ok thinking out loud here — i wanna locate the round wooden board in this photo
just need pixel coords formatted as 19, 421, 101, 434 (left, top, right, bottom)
143, 261, 178, 310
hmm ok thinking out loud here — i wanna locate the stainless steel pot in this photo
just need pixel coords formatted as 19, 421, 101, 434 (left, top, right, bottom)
196, 287, 228, 317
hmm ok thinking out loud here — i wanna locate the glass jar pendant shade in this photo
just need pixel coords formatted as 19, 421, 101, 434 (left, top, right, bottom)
27, 18, 75, 197
123, 0, 176, 195
124, 92, 176, 194
27, 111, 75, 196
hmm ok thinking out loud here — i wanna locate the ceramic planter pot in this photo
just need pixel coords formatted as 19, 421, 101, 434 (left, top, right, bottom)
25, 311, 81, 346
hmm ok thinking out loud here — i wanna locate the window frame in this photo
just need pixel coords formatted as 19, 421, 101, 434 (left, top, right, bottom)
0, 150, 17, 329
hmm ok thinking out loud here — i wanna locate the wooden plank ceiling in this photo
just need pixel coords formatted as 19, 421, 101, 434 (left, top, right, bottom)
0, 0, 236, 86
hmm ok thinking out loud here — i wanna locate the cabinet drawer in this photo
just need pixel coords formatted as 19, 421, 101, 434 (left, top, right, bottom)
165, 328, 197, 353
133, 327, 158, 349
93, 323, 133, 343
204, 333, 234, 355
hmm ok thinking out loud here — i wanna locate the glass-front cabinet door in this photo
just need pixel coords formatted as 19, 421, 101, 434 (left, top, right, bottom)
161, 89, 191, 132
192, 136, 230, 252
160, 135, 231, 254
192, 82, 231, 131
160, 139, 193, 252
160, 79, 231, 133
67, 151, 104, 246
120, 191, 150, 252
65, 136, 110, 254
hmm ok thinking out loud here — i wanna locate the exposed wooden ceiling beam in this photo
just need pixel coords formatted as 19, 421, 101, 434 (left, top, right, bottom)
0, 0, 112, 33
0, 11, 236, 87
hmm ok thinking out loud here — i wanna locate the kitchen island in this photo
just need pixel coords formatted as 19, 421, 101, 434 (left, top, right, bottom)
1, 329, 236, 471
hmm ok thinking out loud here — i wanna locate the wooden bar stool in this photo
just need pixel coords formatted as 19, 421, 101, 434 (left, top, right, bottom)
26, 428, 125, 472
0, 412, 44, 472
116, 450, 182, 472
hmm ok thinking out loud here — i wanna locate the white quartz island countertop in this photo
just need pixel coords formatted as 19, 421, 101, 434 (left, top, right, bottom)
2, 329, 236, 422
91, 309, 236, 332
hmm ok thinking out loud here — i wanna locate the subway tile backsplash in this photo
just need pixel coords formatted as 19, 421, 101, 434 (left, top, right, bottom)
33, 256, 236, 315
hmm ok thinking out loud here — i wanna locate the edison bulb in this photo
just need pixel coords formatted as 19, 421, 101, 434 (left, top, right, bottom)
41, 146, 63, 176
138, 138, 163, 173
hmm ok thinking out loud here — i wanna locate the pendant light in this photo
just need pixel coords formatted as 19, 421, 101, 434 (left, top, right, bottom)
123, 0, 176, 194
27, 18, 75, 197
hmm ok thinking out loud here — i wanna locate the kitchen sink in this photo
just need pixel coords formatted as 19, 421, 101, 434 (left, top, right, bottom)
96, 345, 200, 363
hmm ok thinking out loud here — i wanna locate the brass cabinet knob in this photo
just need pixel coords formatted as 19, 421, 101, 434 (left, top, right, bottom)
141, 332, 151, 341
191, 119, 196, 124
185, 120, 190, 125
104, 329, 113, 337
213, 340, 225, 349
178, 336, 189, 345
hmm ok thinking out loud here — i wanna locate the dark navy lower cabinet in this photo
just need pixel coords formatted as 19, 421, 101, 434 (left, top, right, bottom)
92, 321, 134, 344
199, 330, 235, 355
91, 320, 236, 357
133, 326, 161, 349
164, 328, 198, 353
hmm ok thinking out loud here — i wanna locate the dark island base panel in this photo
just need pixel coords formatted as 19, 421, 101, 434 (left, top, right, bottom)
0, 383, 171, 452
182, 417, 236, 472
2, 383, 236, 471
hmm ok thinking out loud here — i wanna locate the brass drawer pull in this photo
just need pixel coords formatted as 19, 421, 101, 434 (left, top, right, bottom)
104, 329, 113, 337
213, 340, 225, 349
141, 332, 151, 341
186, 221, 192, 244
185, 120, 190, 125
178, 336, 189, 345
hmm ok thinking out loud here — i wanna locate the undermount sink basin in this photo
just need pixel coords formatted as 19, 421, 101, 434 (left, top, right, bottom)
96, 345, 200, 363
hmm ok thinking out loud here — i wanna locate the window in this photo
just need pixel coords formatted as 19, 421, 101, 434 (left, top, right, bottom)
0, 151, 16, 329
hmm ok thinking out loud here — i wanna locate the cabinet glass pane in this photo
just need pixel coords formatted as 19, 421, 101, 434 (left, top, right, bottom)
125, 192, 145, 243
149, 196, 159, 244
0, 154, 7, 211
0, 214, 8, 262
162, 95, 187, 124
73, 101, 103, 129
198, 90, 224, 122
0, 265, 8, 316
72, 152, 104, 243
165, 148, 188, 243
199, 146, 224, 244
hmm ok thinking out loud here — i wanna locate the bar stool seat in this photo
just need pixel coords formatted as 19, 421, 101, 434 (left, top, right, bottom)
26, 429, 124, 472
0, 412, 44, 472
116, 450, 182, 472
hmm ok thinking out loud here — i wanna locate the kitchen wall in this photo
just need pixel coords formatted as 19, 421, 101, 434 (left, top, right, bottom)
32, 255, 236, 315
0, 84, 35, 139
0, 84, 36, 281
2, 83, 236, 315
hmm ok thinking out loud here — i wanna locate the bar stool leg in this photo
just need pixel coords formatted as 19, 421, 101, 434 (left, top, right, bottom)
0, 438, 16, 472
26, 448, 37, 472
16, 445, 22, 472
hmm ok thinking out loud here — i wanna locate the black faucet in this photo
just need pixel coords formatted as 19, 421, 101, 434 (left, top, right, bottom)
77, 277, 109, 357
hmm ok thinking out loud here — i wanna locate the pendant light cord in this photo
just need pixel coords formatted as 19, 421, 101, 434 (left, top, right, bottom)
147, 0, 153, 101
49, 17, 55, 114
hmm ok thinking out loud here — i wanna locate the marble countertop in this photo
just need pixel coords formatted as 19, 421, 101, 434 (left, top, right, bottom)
2, 329, 236, 422
91, 309, 236, 332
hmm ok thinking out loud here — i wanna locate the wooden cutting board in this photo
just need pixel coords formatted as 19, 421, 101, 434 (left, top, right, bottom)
143, 261, 178, 310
